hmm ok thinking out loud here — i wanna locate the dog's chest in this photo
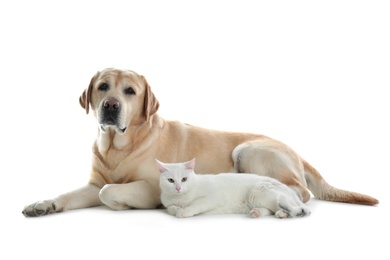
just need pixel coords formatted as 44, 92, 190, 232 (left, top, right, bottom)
106, 153, 137, 183
91, 145, 136, 184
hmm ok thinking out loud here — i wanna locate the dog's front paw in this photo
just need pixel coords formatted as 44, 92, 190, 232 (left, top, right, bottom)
22, 200, 58, 217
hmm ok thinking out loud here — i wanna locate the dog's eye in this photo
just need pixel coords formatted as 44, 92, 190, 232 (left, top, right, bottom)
98, 83, 109, 91
124, 87, 136, 95
167, 178, 174, 183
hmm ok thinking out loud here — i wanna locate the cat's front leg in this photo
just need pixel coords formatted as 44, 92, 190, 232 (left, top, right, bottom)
167, 205, 181, 216
175, 207, 196, 218
175, 198, 216, 218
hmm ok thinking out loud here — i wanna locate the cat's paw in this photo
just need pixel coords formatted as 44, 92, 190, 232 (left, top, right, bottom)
249, 207, 273, 218
175, 208, 194, 218
249, 208, 261, 218
275, 210, 289, 219
167, 205, 180, 216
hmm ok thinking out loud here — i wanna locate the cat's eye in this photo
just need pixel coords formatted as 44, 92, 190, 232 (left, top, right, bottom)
182, 177, 187, 182
167, 178, 174, 183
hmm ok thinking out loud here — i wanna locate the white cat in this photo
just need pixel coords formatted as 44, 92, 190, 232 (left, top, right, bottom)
157, 158, 311, 219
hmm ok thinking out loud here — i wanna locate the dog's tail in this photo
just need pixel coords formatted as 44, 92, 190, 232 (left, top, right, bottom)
303, 159, 379, 205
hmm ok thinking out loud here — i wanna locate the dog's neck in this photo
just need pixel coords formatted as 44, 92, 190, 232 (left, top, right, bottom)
96, 115, 163, 155
97, 128, 129, 153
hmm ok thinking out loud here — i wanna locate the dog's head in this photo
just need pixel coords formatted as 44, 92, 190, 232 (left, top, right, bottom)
79, 68, 159, 134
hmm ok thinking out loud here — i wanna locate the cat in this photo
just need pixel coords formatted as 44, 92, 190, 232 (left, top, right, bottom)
157, 158, 311, 219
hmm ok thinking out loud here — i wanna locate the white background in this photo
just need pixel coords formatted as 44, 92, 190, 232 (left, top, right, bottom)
1, 1, 389, 259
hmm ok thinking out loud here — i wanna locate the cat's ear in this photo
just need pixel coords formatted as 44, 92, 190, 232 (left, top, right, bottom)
185, 158, 196, 170
155, 159, 168, 174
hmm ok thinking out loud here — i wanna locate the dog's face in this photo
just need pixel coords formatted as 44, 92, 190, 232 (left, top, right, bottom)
79, 68, 159, 134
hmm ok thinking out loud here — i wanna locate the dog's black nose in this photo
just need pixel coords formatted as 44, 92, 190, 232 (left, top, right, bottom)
103, 98, 120, 111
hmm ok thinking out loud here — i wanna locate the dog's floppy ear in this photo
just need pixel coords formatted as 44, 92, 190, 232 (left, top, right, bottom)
141, 75, 159, 122
79, 71, 99, 114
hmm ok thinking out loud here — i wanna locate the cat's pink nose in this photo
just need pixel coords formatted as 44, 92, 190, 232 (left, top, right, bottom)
176, 186, 181, 192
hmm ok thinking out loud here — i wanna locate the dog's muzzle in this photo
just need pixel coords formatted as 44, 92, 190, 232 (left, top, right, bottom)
99, 98, 127, 133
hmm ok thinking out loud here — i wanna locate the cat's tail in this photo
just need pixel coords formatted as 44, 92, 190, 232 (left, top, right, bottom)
303, 159, 379, 205
277, 202, 311, 218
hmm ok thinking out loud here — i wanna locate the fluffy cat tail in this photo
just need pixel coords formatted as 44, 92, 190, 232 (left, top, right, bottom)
303, 160, 379, 205
278, 203, 311, 218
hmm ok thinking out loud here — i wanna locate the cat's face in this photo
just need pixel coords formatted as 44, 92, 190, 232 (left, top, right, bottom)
157, 159, 196, 194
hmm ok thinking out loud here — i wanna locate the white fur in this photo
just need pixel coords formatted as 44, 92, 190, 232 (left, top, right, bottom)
157, 159, 311, 219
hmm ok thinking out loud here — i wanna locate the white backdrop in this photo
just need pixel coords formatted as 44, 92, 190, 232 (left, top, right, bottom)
1, 1, 389, 259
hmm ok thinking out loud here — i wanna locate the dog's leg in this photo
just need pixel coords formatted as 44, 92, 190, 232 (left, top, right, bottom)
233, 141, 311, 202
22, 184, 102, 217
99, 180, 160, 210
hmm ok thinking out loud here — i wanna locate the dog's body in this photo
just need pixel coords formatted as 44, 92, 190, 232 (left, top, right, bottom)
22, 68, 378, 217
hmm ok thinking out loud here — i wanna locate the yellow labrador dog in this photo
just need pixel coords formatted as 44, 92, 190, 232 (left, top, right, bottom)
22, 68, 378, 217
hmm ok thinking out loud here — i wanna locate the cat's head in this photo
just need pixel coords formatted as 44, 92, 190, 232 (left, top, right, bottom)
156, 158, 196, 194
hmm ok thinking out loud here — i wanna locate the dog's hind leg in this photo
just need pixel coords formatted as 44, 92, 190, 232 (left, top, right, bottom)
232, 141, 311, 203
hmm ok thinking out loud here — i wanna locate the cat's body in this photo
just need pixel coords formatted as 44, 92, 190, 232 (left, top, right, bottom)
157, 159, 310, 218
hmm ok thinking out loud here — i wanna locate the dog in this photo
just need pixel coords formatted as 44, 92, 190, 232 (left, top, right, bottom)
22, 68, 379, 217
